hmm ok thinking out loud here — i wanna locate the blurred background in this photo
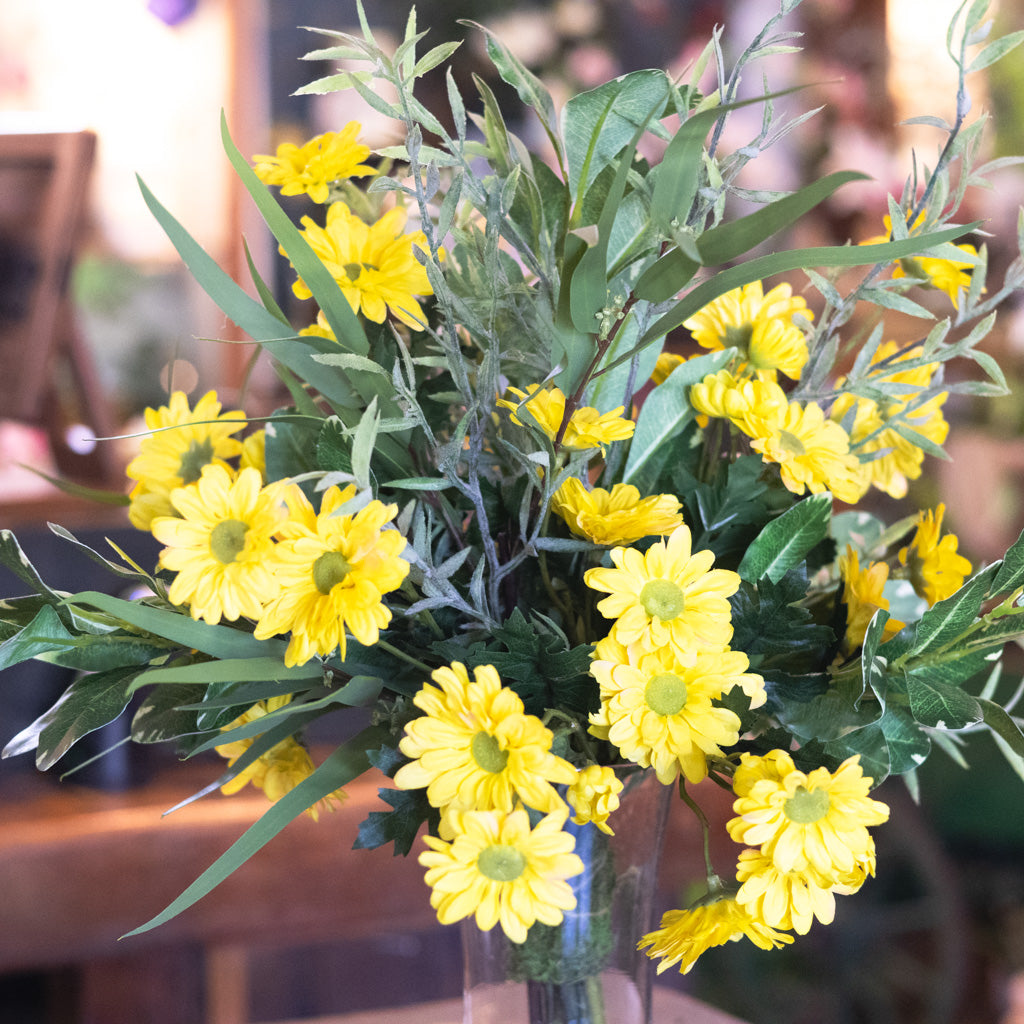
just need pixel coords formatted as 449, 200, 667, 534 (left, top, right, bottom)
1, 0, 1023, 1022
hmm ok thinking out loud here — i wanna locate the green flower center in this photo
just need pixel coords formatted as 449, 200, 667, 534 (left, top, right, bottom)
477, 843, 526, 883
471, 731, 509, 774
784, 785, 831, 824
209, 519, 249, 564
723, 322, 755, 356
639, 579, 686, 621
778, 428, 806, 456
312, 551, 353, 595
645, 671, 689, 717
343, 261, 379, 281
178, 438, 215, 485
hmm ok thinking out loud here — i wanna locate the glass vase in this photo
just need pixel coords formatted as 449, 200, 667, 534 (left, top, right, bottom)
462, 768, 672, 1024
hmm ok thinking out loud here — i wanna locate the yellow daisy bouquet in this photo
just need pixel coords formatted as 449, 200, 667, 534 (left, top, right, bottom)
4, 0, 1024, 1019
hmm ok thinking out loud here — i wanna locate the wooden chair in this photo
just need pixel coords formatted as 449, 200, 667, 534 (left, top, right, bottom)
0, 126, 120, 487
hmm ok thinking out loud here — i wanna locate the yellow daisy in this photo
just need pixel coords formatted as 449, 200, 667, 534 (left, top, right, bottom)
151, 465, 284, 624
745, 399, 863, 504
252, 123, 376, 203
216, 696, 346, 821
684, 281, 812, 381
551, 478, 684, 546
566, 764, 623, 834
583, 525, 741, 662
897, 502, 972, 605
393, 662, 577, 815
861, 213, 978, 308
126, 390, 245, 530
833, 341, 950, 499
638, 897, 793, 975
253, 484, 409, 666
651, 351, 685, 385
418, 806, 584, 944
688, 369, 789, 432
240, 429, 266, 478
838, 546, 904, 653
292, 202, 434, 329
727, 750, 890, 881
498, 384, 635, 453
734, 848, 839, 935
588, 636, 766, 784
217, 696, 345, 817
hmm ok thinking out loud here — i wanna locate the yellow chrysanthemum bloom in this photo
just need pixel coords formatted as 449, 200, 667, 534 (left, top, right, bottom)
684, 281, 812, 381
126, 390, 245, 530
566, 764, 623, 834
727, 750, 890, 881
639, 897, 793, 975
832, 341, 950, 500
861, 213, 978, 308
299, 310, 337, 341
897, 502, 972, 606
216, 696, 346, 821
292, 202, 434, 329
838, 546, 904, 652
551, 478, 684, 546
252, 123, 376, 203
419, 806, 584, 944
253, 484, 409, 666
584, 525, 741, 662
240, 429, 266, 478
689, 369, 789, 432
588, 637, 766, 784
734, 848, 840, 935
651, 351, 685, 385
393, 662, 577, 815
151, 465, 284, 624
745, 399, 863, 504
498, 384, 635, 452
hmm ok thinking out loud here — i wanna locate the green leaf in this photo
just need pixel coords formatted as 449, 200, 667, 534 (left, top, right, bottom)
122, 724, 390, 936
0, 605, 75, 671
978, 697, 1024, 758
41, 634, 169, 673
127, 656, 323, 692
131, 685, 209, 745
0, 530, 64, 603
563, 70, 668, 200
463, 20, 561, 162
906, 674, 983, 730
737, 493, 832, 584
353, 786, 439, 856
411, 40, 462, 78
137, 177, 357, 414
994, 525, 1024, 595
968, 29, 1024, 71
219, 115, 369, 357
66, 591, 286, 661
31, 665, 139, 769
635, 223, 981, 351
623, 348, 732, 486
907, 563, 1000, 655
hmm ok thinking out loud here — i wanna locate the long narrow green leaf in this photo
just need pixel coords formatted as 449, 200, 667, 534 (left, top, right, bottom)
122, 724, 389, 936
137, 177, 357, 413
128, 657, 323, 691
66, 591, 286, 661
635, 223, 981, 351
219, 114, 369, 357
636, 170, 870, 302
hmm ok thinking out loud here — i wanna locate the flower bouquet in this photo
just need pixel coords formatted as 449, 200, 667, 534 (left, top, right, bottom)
4, 1, 1024, 1021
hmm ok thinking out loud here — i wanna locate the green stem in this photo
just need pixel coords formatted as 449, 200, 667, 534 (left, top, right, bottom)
375, 639, 433, 674
678, 779, 718, 883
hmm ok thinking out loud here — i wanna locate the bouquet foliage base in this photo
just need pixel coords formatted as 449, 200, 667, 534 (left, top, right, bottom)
462, 769, 671, 1024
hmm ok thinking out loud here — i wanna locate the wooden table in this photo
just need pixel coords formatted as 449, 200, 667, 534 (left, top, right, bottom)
0, 760, 740, 1023
273, 989, 749, 1023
